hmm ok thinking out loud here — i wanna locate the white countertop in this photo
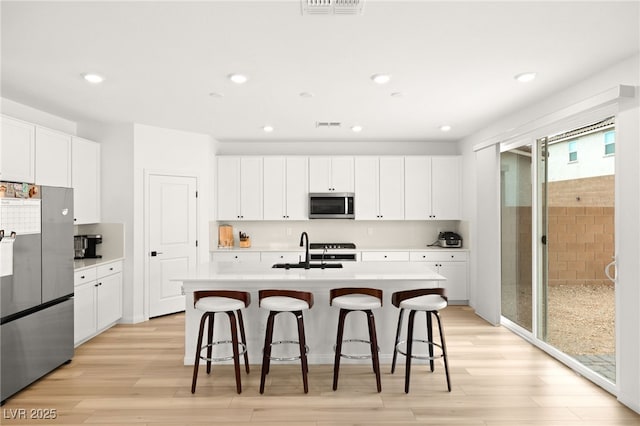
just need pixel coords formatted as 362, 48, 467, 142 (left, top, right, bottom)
175, 261, 446, 284
212, 246, 466, 252
74, 256, 124, 271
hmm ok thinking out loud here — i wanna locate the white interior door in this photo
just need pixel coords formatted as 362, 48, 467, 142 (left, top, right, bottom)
148, 174, 197, 318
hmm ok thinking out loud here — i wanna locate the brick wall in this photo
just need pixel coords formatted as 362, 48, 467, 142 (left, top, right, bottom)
547, 175, 615, 285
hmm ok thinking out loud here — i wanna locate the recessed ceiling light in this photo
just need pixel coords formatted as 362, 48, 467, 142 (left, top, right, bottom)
514, 72, 537, 83
208, 92, 224, 98
440, 125, 452, 132
351, 125, 363, 133
228, 73, 248, 84
371, 73, 391, 84
82, 73, 104, 84
299, 92, 315, 98
263, 125, 274, 133
391, 92, 404, 98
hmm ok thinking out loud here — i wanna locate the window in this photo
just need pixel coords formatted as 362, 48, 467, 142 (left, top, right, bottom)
604, 131, 615, 155
568, 141, 577, 162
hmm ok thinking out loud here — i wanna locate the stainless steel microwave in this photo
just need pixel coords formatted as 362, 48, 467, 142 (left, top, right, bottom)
309, 193, 355, 219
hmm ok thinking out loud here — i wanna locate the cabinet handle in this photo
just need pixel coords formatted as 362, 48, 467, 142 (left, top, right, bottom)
109, 267, 114, 271
94, 283, 99, 287
81, 275, 85, 279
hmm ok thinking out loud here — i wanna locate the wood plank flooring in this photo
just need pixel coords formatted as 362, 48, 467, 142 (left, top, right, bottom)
2, 306, 639, 425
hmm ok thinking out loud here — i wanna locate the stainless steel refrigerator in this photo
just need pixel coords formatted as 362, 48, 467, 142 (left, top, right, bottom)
1, 184, 74, 403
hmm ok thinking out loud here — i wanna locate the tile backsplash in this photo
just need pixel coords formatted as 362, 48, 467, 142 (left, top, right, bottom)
210, 220, 462, 249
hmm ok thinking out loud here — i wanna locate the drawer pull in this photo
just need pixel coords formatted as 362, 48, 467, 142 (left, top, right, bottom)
81, 275, 85, 279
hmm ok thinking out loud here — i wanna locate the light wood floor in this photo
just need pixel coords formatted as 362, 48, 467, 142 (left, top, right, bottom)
2, 306, 639, 425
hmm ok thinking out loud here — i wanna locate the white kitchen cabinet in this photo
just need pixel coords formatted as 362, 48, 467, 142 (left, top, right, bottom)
35, 126, 72, 187
211, 251, 261, 263
410, 250, 468, 302
217, 156, 263, 221
309, 156, 354, 193
260, 251, 302, 264
263, 156, 308, 220
404, 156, 461, 220
73, 260, 123, 346
355, 156, 404, 220
1, 115, 36, 183
72, 137, 101, 224
361, 251, 410, 262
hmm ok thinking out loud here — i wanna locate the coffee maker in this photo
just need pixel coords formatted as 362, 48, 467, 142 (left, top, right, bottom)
74, 234, 102, 259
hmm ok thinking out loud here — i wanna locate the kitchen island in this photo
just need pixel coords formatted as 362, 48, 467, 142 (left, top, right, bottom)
176, 261, 445, 365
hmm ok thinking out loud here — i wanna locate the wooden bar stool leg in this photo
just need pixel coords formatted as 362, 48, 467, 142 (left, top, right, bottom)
427, 311, 435, 372
405, 310, 417, 394
206, 313, 215, 374
237, 309, 250, 374
295, 310, 309, 393
191, 313, 208, 394
366, 309, 382, 393
260, 311, 277, 394
391, 308, 404, 374
435, 311, 452, 392
332, 308, 348, 391
227, 311, 242, 394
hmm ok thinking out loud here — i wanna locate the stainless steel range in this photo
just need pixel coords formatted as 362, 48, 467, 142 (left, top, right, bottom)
309, 243, 358, 262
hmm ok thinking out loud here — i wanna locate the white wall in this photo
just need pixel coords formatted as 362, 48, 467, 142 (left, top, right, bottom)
547, 130, 615, 181
459, 53, 640, 412
79, 121, 136, 321
132, 124, 213, 320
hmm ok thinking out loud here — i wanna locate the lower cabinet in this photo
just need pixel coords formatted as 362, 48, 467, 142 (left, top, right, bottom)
74, 260, 123, 346
409, 251, 468, 302
361, 251, 410, 262
211, 252, 261, 262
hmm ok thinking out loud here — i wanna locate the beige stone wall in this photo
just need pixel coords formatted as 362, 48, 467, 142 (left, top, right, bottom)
547, 175, 614, 286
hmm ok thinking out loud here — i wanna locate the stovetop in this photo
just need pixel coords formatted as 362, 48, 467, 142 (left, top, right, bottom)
309, 242, 356, 250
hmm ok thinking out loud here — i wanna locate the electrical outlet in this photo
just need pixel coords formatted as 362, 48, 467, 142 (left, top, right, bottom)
367, 227, 373, 236
286, 227, 292, 236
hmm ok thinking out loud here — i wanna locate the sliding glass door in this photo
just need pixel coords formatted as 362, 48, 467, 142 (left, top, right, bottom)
501, 117, 616, 384
538, 119, 616, 383
500, 147, 533, 332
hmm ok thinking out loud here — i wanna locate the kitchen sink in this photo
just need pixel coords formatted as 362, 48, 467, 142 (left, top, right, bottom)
272, 262, 343, 269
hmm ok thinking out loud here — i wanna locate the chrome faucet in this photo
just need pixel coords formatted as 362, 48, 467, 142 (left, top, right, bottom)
299, 231, 310, 269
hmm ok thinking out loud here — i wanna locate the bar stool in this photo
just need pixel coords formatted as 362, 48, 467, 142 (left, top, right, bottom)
330, 287, 383, 392
191, 290, 250, 394
390, 288, 451, 393
259, 289, 314, 394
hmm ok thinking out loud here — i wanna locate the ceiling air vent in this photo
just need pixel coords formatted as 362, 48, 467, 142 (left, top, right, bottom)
301, 0, 365, 16
316, 121, 342, 128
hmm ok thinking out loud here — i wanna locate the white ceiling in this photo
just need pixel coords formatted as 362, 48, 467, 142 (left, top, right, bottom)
2, 1, 639, 142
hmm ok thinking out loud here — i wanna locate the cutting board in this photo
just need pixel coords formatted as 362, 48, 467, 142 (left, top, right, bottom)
218, 225, 234, 247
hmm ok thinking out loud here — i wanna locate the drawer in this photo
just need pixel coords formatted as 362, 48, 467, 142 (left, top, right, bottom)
361, 251, 410, 262
212, 252, 261, 262
74, 268, 97, 286
410, 251, 468, 262
97, 261, 122, 278
261, 251, 302, 264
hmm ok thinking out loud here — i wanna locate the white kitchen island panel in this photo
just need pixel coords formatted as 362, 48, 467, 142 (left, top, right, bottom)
176, 261, 445, 365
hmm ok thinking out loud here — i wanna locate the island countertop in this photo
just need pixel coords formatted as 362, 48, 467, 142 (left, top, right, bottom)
175, 261, 447, 366
177, 261, 446, 285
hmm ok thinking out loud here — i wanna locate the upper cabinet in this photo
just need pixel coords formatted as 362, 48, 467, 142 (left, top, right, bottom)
72, 137, 101, 224
217, 156, 263, 221
355, 156, 404, 220
263, 156, 308, 220
1, 115, 36, 183
405, 156, 461, 220
309, 156, 354, 193
35, 127, 72, 187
